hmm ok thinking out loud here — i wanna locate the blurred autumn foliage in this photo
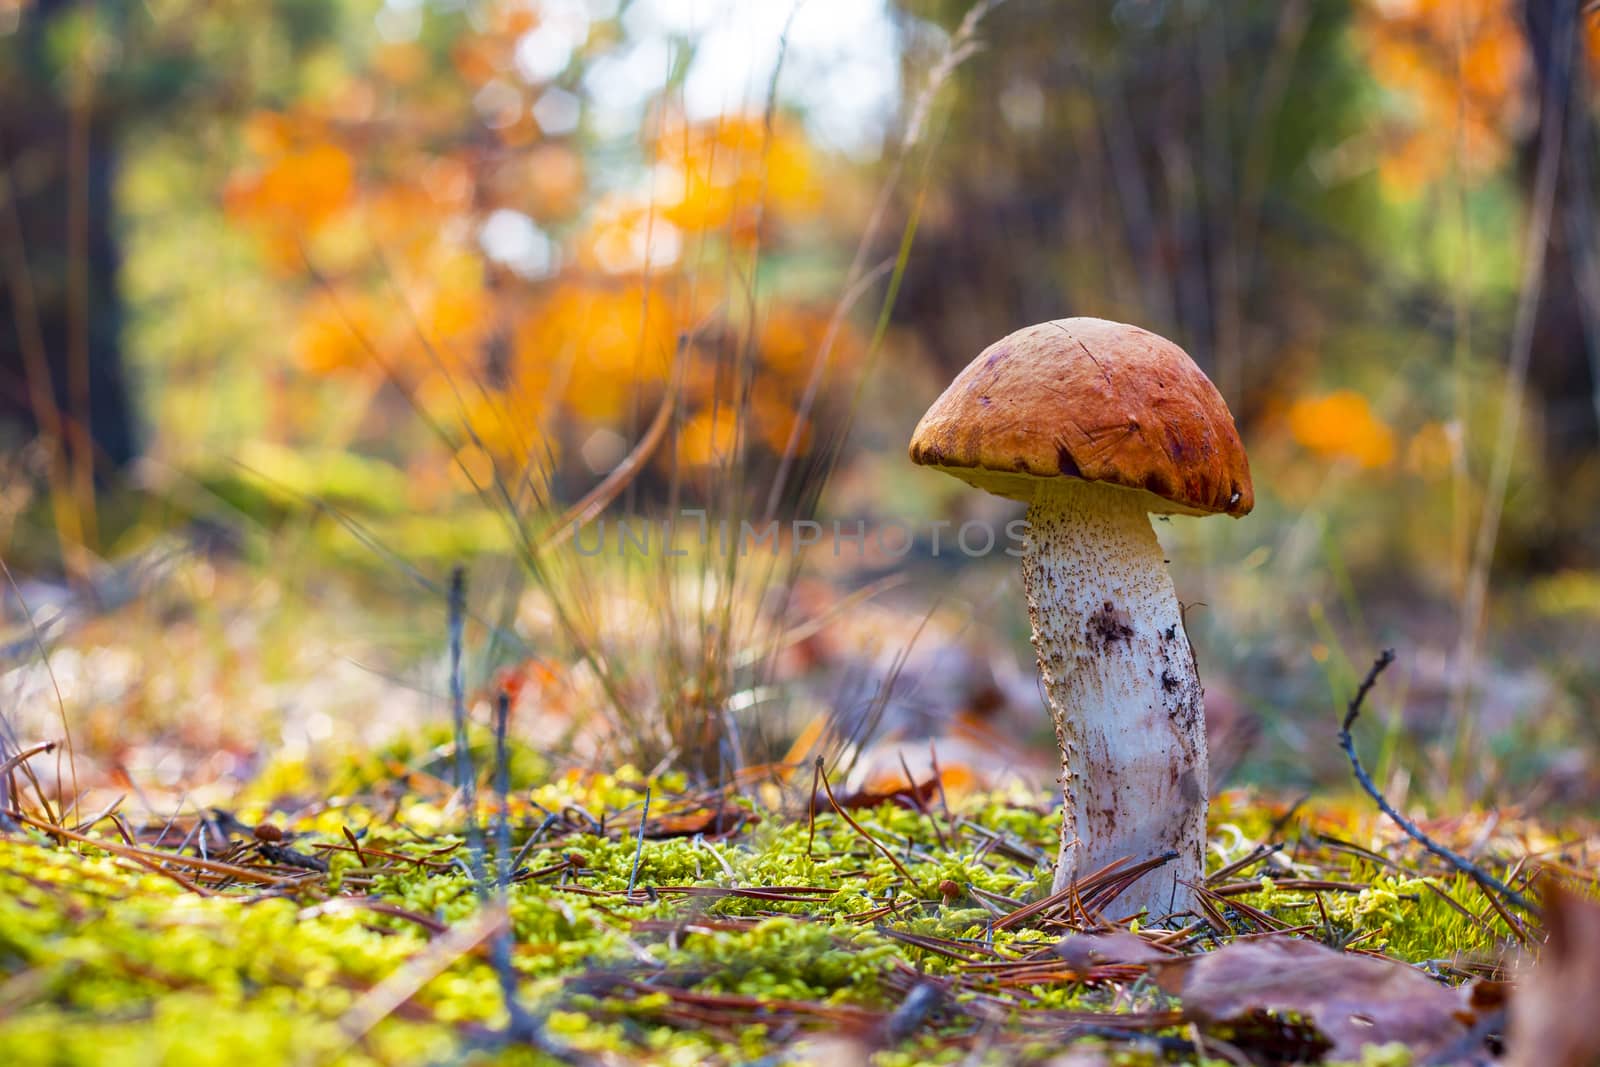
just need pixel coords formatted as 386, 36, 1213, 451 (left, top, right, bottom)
212, 4, 860, 513
1354, 0, 1529, 192
2, 0, 1592, 534
4, 0, 1600, 793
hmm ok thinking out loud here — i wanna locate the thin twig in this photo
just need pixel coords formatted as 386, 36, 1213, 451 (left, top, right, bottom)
627, 785, 652, 898
6, 811, 288, 886
1337, 650, 1539, 917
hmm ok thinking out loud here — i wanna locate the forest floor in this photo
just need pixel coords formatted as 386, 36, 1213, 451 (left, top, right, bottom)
1, 548, 1597, 1066
1, 738, 1592, 1066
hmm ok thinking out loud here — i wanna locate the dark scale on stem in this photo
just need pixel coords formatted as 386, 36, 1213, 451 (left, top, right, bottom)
1087, 601, 1134, 647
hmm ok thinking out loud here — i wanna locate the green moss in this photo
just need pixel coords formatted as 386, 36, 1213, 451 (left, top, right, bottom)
0, 768, 1538, 1066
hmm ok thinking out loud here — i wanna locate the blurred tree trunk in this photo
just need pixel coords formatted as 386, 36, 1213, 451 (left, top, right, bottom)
1519, 0, 1600, 465
0, 0, 139, 497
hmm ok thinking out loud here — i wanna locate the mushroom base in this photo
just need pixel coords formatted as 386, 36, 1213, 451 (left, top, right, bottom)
1022, 481, 1209, 920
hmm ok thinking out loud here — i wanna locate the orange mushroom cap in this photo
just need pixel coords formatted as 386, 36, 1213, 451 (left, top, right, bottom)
909, 317, 1253, 516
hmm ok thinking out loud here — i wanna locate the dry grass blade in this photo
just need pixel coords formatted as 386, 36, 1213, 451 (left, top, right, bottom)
0, 739, 58, 779
1207, 842, 1284, 884
814, 756, 919, 887
877, 928, 987, 964
765, 0, 1008, 518
1454, 4, 1580, 747
1190, 882, 1294, 933
535, 339, 683, 552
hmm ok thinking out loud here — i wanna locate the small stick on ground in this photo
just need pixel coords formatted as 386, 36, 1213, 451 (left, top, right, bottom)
1337, 649, 1539, 917
332, 904, 509, 1058
882, 981, 944, 1045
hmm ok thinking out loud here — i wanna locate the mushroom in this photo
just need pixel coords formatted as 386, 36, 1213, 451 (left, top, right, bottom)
909, 318, 1252, 919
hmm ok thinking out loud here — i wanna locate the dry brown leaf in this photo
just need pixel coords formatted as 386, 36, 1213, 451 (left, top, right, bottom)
1152, 937, 1476, 1061
816, 775, 943, 813
1506, 881, 1600, 1067
1054, 931, 1176, 970
643, 808, 754, 839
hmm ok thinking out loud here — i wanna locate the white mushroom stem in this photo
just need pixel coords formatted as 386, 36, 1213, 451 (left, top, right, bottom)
1022, 480, 1208, 920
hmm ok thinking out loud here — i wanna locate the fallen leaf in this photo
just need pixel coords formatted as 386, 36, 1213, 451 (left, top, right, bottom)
1152, 937, 1478, 1061
817, 776, 943, 813
1054, 931, 1176, 970
1506, 881, 1600, 1067
643, 808, 754, 839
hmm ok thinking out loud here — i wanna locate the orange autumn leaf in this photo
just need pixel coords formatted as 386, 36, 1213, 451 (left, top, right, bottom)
451, 36, 504, 85
831, 772, 944, 811
210, 17, 854, 471
294, 289, 387, 376
226, 140, 355, 230
851, 760, 980, 804
1287, 389, 1397, 469
225, 116, 359, 271
418, 254, 491, 353
241, 110, 296, 157
643, 808, 756, 838
508, 281, 679, 425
